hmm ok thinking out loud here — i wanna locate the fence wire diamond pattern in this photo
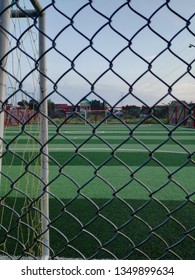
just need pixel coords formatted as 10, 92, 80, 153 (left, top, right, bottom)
0, 0, 194, 260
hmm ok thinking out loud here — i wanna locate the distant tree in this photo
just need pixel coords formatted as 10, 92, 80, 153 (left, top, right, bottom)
28, 99, 39, 111
17, 100, 29, 107
48, 99, 55, 118
91, 99, 105, 110
17, 98, 57, 116
122, 105, 140, 118
153, 107, 167, 118
91, 100, 100, 110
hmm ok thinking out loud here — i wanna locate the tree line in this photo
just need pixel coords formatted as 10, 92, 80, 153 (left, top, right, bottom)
17, 99, 55, 117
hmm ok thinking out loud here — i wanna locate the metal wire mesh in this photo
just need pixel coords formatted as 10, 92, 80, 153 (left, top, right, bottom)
0, 0, 195, 260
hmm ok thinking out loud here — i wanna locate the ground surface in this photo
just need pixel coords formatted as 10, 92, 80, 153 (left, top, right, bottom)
0, 123, 194, 259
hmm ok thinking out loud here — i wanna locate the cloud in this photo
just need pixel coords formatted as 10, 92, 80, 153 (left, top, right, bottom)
173, 82, 195, 91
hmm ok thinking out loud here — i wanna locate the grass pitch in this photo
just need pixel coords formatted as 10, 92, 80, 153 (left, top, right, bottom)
0, 124, 194, 259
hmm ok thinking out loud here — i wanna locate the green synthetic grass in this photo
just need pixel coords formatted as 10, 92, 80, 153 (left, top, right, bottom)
3, 137, 195, 145
0, 124, 194, 259
1, 197, 194, 259
1, 150, 194, 171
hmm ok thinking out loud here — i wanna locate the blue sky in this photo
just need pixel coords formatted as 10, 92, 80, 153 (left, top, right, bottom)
6, 0, 195, 107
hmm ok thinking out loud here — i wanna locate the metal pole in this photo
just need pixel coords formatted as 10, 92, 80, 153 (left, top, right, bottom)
30, 0, 42, 15
0, 0, 49, 259
11, 9, 38, 18
0, 0, 10, 188
39, 10, 50, 260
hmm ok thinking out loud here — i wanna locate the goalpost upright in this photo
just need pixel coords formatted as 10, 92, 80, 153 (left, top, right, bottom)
0, 0, 10, 185
0, 0, 49, 259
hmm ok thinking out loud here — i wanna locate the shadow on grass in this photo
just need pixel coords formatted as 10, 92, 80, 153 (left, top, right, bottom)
0, 197, 194, 260
2, 150, 194, 167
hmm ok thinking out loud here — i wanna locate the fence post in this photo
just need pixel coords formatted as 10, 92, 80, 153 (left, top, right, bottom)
0, 0, 10, 187
193, 107, 195, 128
174, 106, 178, 125
39, 9, 50, 260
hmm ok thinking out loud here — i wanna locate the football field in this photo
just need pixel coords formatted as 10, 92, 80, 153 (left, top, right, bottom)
0, 123, 195, 259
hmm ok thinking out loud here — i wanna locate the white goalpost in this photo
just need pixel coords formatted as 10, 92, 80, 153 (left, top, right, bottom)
63, 110, 109, 125
0, 0, 10, 184
0, 0, 49, 259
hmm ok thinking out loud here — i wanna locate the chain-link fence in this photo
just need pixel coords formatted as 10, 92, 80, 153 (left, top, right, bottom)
0, 0, 195, 260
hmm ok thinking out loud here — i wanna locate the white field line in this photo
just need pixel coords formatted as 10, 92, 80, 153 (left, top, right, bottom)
5, 147, 192, 154
5, 130, 195, 135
